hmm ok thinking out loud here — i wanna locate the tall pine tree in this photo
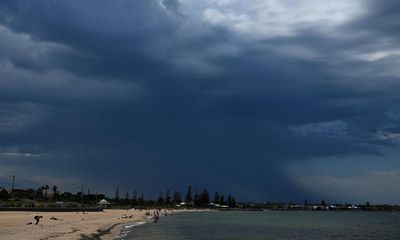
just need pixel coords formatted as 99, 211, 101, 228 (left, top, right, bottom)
165, 189, 171, 205
125, 192, 129, 205
132, 190, 137, 207
200, 188, 210, 207
193, 190, 200, 207
157, 191, 164, 205
138, 193, 144, 206
173, 191, 182, 204
185, 185, 193, 204
214, 192, 220, 204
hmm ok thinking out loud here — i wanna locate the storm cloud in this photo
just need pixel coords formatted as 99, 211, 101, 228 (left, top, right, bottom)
0, 0, 399, 203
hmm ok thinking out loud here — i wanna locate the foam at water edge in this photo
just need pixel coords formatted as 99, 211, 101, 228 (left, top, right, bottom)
114, 221, 147, 240
124, 221, 147, 229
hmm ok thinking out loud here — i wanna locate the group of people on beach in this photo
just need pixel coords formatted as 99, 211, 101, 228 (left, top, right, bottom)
153, 210, 160, 223
26, 208, 175, 227
144, 209, 174, 223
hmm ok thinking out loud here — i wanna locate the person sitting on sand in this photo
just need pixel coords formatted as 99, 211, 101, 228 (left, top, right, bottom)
121, 214, 134, 219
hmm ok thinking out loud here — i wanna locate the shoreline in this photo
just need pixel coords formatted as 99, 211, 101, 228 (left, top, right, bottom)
1, 207, 397, 239
107, 220, 148, 240
80, 222, 124, 240
99, 217, 151, 240
106, 209, 190, 240
105, 209, 203, 240
0, 208, 195, 240
0, 209, 150, 240
102, 223, 125, 240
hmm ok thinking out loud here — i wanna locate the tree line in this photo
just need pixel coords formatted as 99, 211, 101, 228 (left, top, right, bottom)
113, 185, 236, 208
1, 184, 237, 208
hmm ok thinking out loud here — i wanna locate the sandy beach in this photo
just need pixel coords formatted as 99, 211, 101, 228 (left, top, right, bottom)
0, 209, 152, 240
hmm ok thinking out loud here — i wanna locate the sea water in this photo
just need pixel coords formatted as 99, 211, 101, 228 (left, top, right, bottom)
118, 211, 400, 240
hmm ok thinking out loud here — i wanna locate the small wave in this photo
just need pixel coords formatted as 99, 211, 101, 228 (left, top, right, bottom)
115, 221, 147, 239
124, 221, 146, 229
114, 233, 128, 239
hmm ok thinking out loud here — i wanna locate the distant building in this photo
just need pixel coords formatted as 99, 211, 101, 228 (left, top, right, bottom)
210, 203, 229, 208
98, 199, 111, 208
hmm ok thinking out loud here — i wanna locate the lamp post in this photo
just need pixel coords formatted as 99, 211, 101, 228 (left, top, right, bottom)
11, 175, 15, 193
92, 188, 98, 203
10, 175, 15, 199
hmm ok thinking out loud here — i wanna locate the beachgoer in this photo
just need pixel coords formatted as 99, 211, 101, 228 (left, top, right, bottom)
153, 211, 160, 223
34, 215, 43, 225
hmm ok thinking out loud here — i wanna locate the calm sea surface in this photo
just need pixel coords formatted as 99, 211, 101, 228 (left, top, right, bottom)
119, 211, 400, 240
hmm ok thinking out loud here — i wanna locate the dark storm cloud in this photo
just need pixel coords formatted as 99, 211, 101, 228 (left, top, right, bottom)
0, 0, 399, 202
351, 0, 400, 38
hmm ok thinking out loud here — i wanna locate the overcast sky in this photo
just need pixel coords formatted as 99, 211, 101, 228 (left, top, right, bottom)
0, 0, 399, 204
